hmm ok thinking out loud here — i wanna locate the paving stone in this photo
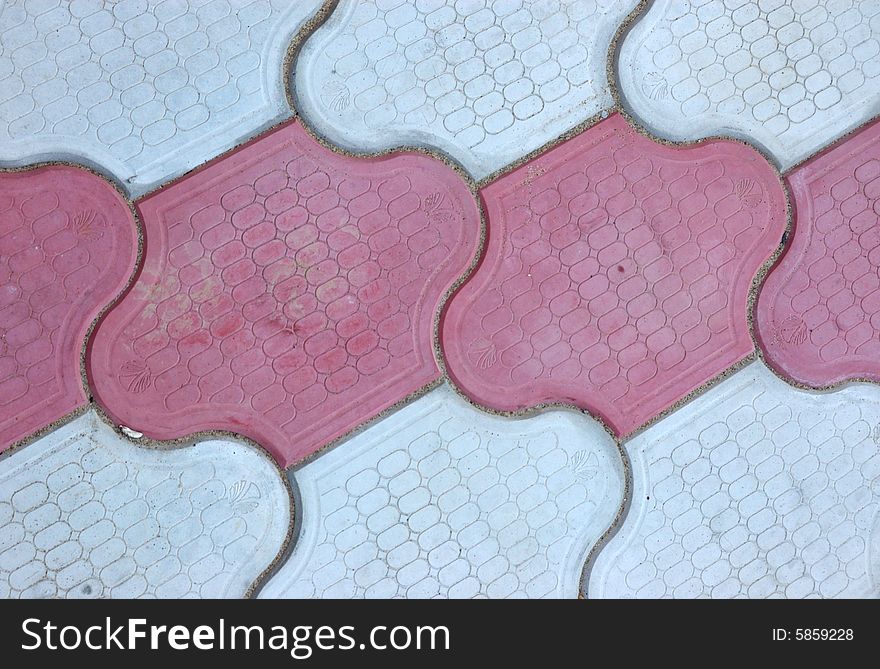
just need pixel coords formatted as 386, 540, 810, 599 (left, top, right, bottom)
757, 118, 880, 387
87, 119, 481, 468
294, 0, 637, 178
589, 361, 880, 599
618, 0, 880, 170
259, 383, 623, 598
6, 0, 880, 602
0, 166, 137, 452
0, 410, 290, 598
441, 112, 787, 437
0, 0, 323, 196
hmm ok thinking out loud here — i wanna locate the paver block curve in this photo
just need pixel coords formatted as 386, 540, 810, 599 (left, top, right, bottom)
259, 384, 624, 599
295, 0, 638, 178
87, 119, 481, 468
756, 119, 880, 387
0, 166, 137, 452
0, 410, 290, 598
441, 113, 787, 437
589, 361, 880, 599
617, 0, 880, 171
0, 0, 324, 196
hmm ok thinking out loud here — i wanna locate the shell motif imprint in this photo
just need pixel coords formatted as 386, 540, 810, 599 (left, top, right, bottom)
734, 178, 764, 208
469, 338, 498, 370
641, 72, 668, 101
569, 450, 599, 483
227, 480, 261, 514
118, 360, 152, 393
776, 314, 807, 346
423, 191, 454, 226
322, 80, 350, 112
71, 210, 105, 241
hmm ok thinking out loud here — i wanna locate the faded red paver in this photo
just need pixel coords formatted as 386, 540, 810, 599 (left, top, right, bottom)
757, 119, 880, 387
88, 120, 480, 467
441, 113, 786, 437
0, 167, 137, 451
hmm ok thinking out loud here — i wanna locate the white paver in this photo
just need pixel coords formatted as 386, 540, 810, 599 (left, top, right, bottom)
260, 384, 624, 599
294, 0, 636, 179
618, 0, 880, 170
0, 410, 290, 598
0, 0, 322, 196
589, 361, 880, 599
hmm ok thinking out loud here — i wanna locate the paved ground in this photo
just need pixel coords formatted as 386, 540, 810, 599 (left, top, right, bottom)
1, 1, 880, 599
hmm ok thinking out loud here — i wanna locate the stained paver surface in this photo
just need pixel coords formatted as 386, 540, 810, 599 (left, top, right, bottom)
87, 119, 480, 467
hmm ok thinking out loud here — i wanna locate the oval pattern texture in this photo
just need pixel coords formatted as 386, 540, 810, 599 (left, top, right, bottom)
0, 410, 290, 598
590, 361, 880, 599
0, 0, 323, 195
295, 0, 637, 178
757, 118, 880, 387
260, 384, 623, 599
0, 166, 137, 452
87, 119, 481, 467
441, 113, 786, 437
618, 0, 880, 170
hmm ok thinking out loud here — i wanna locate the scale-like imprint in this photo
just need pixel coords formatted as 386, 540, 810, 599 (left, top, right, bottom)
0, 410, 290, 598
590, 361, 880, 598
295, 0, 637, 178
0, 0, 323, 196
442, 113, 786, 437
0, 166, 137, 452
757, 119, 880, 387
618, 0, 880, 170
259, 384, 623, 598
88, 119, 480, 468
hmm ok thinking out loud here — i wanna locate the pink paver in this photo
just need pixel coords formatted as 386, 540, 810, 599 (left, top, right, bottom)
441, 113, 787, 437
87, 120, 480, 467
756, 119, 880, 388
0, 167, 137, 451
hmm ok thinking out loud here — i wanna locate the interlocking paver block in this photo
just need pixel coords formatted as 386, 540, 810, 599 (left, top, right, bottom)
0, 410, 290, 598
259, 384, 623, 599
0, 0, 323, 196
88, 119, 480, 468
589, 361, 880, 599
757, 119, 880, 387
441, 113, 787, 437
295, 0, 637, 178
618, 0, 880, 170
0, 166, 137, 452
